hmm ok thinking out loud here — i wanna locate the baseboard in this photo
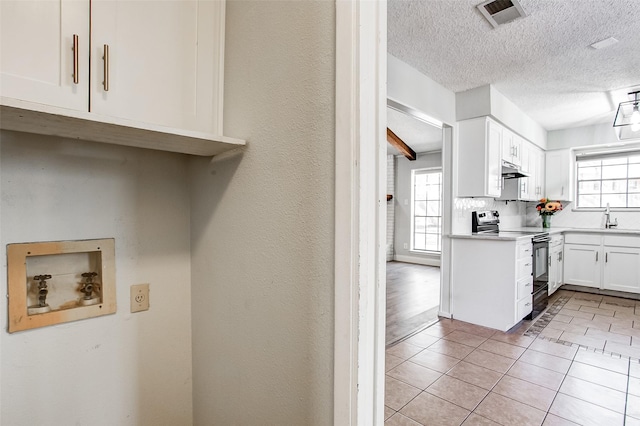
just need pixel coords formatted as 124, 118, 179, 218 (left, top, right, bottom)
437, 311, 452, 319
561, 284, 640, 301
393, 254, 440, 267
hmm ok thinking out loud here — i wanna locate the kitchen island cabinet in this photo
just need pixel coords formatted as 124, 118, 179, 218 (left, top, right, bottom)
450, 236, 533, 331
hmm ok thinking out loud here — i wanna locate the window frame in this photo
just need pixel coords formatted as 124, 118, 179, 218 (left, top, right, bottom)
574, 150, 640, 211
410, 167, 443, 253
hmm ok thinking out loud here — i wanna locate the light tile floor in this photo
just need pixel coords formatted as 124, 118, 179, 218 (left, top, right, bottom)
385, 290, 640, 426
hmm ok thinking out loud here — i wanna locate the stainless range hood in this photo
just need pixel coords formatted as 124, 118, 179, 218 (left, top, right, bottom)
501, 160, 529, 179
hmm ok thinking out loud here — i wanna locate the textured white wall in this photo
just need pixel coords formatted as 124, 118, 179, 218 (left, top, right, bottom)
0, 132, 193, 425
388, 54, 456, 126
456, 85, 548, 149
189, 1, 334, 424
547, 122, 628, 150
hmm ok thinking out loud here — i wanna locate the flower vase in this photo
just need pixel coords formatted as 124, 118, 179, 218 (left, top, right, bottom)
541, 215, 551, 229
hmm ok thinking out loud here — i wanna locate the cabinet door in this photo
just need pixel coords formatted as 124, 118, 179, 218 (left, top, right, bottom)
487, 119, 503, 197
1, 0, 89, 110
90, 0, 223, 133
531, 146, 545, 201
603, 247, 640, 293
546, 149, 573, 201
548, 246, 563, 295
501, 127, 512, 162
563, 244, 601, 288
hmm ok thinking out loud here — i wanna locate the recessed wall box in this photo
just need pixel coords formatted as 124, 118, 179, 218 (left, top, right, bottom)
7, 238, 116, 333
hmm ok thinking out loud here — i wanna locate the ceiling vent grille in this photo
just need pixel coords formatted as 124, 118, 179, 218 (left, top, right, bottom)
477, 0, 527, 28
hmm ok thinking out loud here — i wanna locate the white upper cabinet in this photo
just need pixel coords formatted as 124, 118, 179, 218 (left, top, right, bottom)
90, 0, 223, 133
457, 117, 503, 198
1, 0, 89, 111
531, 145, 545, 201
0, 0, 240, 155
501, 128, 521, 167
545, 149, 574, 201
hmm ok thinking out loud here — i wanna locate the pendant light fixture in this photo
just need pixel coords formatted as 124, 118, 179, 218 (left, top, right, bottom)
613, 91, 640, 132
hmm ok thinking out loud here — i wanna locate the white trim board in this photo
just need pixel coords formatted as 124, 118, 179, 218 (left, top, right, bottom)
334, 0, 387, 424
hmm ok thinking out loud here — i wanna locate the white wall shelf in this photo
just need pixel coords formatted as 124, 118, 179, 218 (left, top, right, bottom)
1, 97, 246, 157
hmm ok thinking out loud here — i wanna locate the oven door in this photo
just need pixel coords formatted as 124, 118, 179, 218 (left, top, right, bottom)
533, 240, 549, 288
530, 236, 549, 319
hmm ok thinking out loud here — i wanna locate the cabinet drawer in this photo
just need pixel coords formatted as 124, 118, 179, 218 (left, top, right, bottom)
517, 277, 533, 300
564, 233, 601, 245
517, 257, 533, 281
517, 296, 533, 320
517, 242, 533, 259
603, 235, 640, 248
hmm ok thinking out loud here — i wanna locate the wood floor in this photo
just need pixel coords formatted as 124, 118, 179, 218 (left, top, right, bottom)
386, 261, 440, 347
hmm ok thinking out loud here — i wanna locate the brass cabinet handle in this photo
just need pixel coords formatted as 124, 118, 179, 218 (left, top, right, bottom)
72, 34, 79, 84
103, 44, 110, 91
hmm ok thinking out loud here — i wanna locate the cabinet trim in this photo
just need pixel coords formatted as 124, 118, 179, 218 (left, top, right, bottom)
1, 97, 245, 156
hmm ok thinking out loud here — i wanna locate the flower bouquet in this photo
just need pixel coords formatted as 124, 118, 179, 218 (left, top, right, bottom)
536, 198, 563, 228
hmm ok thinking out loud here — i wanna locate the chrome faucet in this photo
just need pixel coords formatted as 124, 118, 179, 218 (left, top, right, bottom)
605, 203, 618, 228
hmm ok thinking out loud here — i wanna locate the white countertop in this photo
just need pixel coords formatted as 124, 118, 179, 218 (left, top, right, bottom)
449, 226, 640, 241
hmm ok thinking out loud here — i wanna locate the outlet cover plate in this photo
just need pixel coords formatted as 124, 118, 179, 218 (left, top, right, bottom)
131, 283, 149, 313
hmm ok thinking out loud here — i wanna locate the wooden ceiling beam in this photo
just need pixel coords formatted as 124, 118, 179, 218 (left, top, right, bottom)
386, 128, 416, 161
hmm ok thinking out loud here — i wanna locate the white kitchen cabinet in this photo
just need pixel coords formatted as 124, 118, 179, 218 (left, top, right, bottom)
451, 237, 533, 331
501, 128, 521, 167
457, 117, 503, 198
0, 0, 240, 156
564, 243, 601, 288
548, 235, 564, 295
0, 0, 89, 111
603, 235, 640, 293
603, 247, 640, 293
564, 233, 640, 294
90, 0, 223, 132
546, 149, 574, 201
497, 139, 543, 202
530, 145, 546, 201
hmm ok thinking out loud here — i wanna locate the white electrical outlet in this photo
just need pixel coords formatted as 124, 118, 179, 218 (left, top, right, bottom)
131, 283, 150, 313
403, 243, 408, 249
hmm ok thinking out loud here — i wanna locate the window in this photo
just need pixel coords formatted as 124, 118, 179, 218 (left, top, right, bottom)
576, 151, 640, 208
411, 168, 442, 252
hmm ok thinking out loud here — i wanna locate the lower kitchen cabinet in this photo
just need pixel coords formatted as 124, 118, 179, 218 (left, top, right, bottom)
451, 237, 532, 331
563, 233, 640, 294
564, 243, 601, 288
548, 235, 564, 295
603, 238, 640, 293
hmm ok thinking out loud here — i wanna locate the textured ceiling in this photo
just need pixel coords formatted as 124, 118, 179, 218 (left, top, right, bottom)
388, 0, 640, 130
387, 107, 443, 155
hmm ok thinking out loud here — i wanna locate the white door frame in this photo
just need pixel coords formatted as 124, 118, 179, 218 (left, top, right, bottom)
334, 0, 387, 424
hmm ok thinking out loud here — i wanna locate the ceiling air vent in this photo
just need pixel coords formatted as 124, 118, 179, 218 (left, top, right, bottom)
477, 0, 527, 28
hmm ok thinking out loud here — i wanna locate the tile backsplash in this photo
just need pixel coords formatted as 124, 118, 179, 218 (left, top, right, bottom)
452, 197, 527, 234
525, 202, 640, 230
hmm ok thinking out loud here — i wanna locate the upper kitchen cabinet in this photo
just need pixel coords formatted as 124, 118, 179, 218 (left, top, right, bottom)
90, 0, 223, 132
0, 1, 89, 111
529, 144, 545, 201
546, 149, 574, 201
457, 117, 502, 198
501, 128, 521, 167
0, 0, 243, 156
